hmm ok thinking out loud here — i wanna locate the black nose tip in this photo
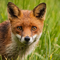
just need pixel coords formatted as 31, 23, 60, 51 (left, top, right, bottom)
24, 36, 30, 42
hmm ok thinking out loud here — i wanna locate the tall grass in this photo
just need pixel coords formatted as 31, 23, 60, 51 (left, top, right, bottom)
0, 0, 60, 60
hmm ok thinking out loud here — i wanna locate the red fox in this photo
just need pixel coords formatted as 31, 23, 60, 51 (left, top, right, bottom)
0, 2, 46, 60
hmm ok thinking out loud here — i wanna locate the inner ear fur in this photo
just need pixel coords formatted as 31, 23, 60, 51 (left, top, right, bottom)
33, 3, 46, 20
7, 2, 21, 18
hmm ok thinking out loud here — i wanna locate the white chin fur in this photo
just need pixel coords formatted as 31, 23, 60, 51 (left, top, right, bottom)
16, 32, 42, 44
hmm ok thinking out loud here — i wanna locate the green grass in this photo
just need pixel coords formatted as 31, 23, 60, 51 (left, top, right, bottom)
0, 0, 60, 60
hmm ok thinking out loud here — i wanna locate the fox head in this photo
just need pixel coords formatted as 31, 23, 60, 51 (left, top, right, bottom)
7, 2, 46, 45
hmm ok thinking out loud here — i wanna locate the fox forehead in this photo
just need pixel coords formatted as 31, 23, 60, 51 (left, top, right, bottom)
18, 10, 37, 20
21, 10, 31, 18
11, 10, 44, 27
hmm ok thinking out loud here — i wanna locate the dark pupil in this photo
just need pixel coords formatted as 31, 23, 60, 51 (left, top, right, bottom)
34, 27, 36, 29
17, 26, 22, 30
32, 26, 37, 30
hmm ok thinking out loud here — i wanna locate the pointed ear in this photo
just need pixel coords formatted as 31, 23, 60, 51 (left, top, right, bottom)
33, 3, 46, 20
7, 2, 21, 18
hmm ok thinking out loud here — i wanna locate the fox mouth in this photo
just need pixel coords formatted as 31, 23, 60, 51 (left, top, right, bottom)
20, 39, 31, 45
17, 38, 30, 45
15, 34, 38, 45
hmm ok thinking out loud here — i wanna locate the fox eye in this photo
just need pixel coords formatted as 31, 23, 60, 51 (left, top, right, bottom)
31, 26, 37, 31
17, 26, 22, 30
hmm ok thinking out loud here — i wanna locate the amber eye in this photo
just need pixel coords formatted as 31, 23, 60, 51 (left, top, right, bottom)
17, 26, 22, 30
31, 26, 37, 31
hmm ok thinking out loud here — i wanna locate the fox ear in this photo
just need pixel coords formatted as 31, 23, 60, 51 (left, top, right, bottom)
7, 2, 21, 18
33, 3, 46, 20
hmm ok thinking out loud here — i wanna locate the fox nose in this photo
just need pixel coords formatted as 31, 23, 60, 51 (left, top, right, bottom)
24, 36, 30, 42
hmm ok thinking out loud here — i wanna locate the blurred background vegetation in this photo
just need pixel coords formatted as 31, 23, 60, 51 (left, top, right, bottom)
0, 0, 60, 60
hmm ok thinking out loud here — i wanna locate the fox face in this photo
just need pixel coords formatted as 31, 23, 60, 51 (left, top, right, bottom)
7, 2, 46, 45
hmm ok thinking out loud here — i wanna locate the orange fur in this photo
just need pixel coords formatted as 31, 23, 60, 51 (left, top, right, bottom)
0, 2, 46, 60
